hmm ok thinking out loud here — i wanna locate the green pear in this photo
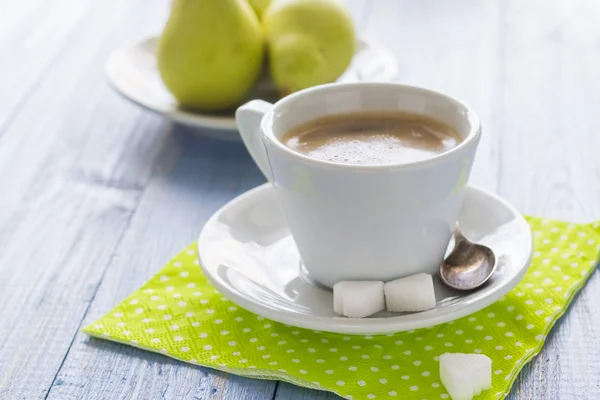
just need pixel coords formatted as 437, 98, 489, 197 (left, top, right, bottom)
248, 0, 272, 19
263, 0, 355, 96
157, 0, 264, 111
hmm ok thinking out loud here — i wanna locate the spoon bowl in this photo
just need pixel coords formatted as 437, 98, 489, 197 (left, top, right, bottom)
440, 228, 497, 291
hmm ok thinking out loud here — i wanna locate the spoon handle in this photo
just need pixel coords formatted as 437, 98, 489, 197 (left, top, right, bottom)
454, 223, 468, 244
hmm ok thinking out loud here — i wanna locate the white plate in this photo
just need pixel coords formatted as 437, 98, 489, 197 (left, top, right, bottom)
105, 36, 398, 140
197, 184, 533, 335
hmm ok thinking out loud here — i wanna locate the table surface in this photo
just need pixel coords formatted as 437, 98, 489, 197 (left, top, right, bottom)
1, 0, 599, 399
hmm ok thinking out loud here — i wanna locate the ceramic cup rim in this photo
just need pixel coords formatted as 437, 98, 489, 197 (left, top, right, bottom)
260, 81, 481, 171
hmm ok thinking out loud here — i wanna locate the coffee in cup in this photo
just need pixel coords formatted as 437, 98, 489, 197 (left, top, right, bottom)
281, 111, 461, 165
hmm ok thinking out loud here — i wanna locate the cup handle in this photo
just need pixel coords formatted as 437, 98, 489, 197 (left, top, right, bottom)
236, 100, 274, 183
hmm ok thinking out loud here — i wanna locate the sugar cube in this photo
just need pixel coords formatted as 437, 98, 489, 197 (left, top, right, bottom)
384, 273, 436, 312
333, 282, 347, 315
333, 281, 384, 318
439, 353, 492, 400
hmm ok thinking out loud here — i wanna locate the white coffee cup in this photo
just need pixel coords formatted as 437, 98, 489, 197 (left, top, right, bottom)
236, 82, 481, 288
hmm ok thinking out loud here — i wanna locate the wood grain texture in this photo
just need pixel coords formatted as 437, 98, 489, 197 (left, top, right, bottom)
497, 1, 600, 399
0, 0, 598, 399
0, 0, 97, 131
45, 131, 272, 400
0, 0, 168, 397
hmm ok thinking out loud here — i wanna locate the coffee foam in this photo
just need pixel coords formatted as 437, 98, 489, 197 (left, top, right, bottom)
292, 134, 451, 165
283, 112, 460, 166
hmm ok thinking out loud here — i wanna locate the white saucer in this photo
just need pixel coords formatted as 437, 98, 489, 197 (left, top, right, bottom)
105, 36, 398, 140
197, 184, 532, 335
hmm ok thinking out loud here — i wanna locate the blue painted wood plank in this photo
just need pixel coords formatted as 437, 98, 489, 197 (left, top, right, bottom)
499, 0, 600, 397
45, 130, 273, 399
0, 0, 170, 396
275, 383, 340, 400
0, 0, 97, 131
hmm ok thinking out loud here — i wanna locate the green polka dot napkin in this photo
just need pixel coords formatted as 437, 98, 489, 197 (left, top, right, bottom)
84, 217, 599, 400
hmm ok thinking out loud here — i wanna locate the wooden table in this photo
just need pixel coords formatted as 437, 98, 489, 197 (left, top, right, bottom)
1, 0, 599, 398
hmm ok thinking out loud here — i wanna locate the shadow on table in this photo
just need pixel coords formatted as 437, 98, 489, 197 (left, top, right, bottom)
157, 124, 266, 198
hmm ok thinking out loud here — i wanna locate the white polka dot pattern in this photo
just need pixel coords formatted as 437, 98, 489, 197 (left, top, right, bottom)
84, 218, 600, 399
